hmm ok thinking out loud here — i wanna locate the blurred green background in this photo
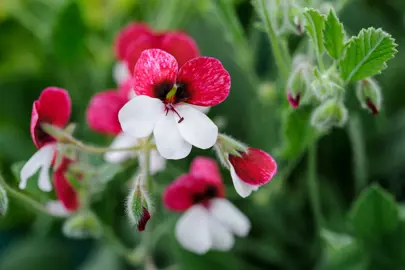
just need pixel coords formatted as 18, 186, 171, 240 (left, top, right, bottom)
1, 0, 405, 269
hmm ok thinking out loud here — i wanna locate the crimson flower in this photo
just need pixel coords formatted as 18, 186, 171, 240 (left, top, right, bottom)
164, 157, 250, 254
228, 148, 277, 198
86, 83, 166, 173
119, 49, 231, 160
20, 88, 71, 192
54, 158, 79, 211
113, 22, 199, 84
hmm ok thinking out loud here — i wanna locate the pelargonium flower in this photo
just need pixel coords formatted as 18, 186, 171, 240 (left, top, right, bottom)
228, 148, 277, 198
113, 22, 199, 84
86, 84, 166, 174
119, 49, 230, 160
54, 158, 79, 211
164, 157, 250, 254
20, 88, 71, 192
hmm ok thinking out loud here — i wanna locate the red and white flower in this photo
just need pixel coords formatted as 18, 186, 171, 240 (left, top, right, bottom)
228, 148, 277, 198
20, 88, 71, 192
54, 158, 79, 212
86, 84, 166, 174
113, 22, 199, 84
164, 157, 250, 254
119, 49, 230, 160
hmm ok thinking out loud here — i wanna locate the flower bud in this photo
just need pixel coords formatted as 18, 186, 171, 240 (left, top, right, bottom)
62, 211, 102, 239
286, 56, 313, 108
0, 183, 8, 217
311, 99, 348, 130
356, 78, 382, 115
126, 176, 152, 232
311, 68, 344, 101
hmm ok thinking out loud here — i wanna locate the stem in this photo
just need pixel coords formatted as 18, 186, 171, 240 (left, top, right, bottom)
307, 143, 322, 230
316, 50, 325, 72
0, 174, 58, 217
259, 0, 290, 80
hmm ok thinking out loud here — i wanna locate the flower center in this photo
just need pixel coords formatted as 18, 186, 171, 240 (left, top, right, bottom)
192, 185, 218, 206
154, 81, 189, 104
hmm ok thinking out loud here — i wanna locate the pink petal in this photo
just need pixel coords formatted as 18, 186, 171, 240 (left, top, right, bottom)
134, 49, 178, 97
124, 35, 156, 75
177, 57, 230, 106
54, 158, 79, 211
114, 22, 152, 60
30, 87, 71, 148
228, 148, 277, 186
118, 77, 136, 100
163, 157, 224, 212
86, 90, 128, 135
160, 31, 199, 67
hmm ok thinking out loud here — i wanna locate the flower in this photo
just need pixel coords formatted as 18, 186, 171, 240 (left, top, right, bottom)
164, 157, 250, 254
119, 49, 230, 160
20, 88, 71, 192
228, 148, 277, 198
86, 84, 166, 174
287, 91, 301, 108
54, 158, 79, 211
113, 22, 199, 84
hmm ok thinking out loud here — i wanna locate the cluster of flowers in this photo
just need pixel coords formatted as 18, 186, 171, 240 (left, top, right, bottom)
19, 23, 277, 254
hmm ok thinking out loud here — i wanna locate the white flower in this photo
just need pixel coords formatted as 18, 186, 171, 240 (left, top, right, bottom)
20, 143, 57, 192
104, 132, 166, 175
175, 198, 250, 254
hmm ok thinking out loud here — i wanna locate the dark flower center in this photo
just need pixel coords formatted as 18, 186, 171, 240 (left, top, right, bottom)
155, 81, 190, 123
192, 185, 218, 205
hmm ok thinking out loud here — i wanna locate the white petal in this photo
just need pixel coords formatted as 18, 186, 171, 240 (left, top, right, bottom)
46, 200, 71, 217
210, 198, 251, 237
189, 105, 210, 114
138, 149, 166, 175
176, 105, 218, 149
118, 96, 165, 138
113, 61, 130, 84
20, 143, 56, 191
175, 205, 212, 254
104, 132, 138, 164
208, 215, 234, 251
153, 112, 192, 160
229, 163, 259, 198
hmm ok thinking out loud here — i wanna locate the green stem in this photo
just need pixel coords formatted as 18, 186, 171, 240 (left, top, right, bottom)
307, 143, 322, 230
0, 174, 58, 217
259, 0, 290, 80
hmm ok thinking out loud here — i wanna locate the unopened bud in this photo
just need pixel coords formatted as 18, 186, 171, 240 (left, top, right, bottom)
62, 211, 102, 239
311, 68, 344, 101
216, 134, 248, 156
287, 92, 301, 108
311, 99, 348, 130
356, 78, 382, 115
0, 183, 8, 217
126, 176, 152, 232
286, 57, 313, 108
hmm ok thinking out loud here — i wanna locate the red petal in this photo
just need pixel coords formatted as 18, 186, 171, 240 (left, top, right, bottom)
30, 87, 71, 148
134, 49, 178, 97
189, 157, 224, 197
118, 77, 135, 100
86, 90, 128, 135
287, 91, 300, 109
124, 35, 156, 75
160, 31, 199, 67
229, 148, 277, 186
177, 57, 230, 106
54, 158, 79, 211
137, 207, 151, 231
114, 22, 152, 60
163, 174, 197, 212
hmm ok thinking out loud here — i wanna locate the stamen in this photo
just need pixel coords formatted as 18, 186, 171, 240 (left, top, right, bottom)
167, 105, 184, 123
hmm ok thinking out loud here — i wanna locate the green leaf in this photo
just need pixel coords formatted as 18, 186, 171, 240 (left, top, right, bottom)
349, 184, 399, 243
304, 8, 326, 56
323, 9, 345, 60
339, 28, 397, 82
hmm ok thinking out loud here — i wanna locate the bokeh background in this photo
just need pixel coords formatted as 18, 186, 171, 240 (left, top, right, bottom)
1, 0, 405, 269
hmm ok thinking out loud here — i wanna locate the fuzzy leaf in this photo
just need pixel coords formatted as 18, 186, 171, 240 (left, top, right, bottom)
349, 184, 399, 243
339, 28, 397, 82
304, 8, 325, 56
323, 10, 345, 60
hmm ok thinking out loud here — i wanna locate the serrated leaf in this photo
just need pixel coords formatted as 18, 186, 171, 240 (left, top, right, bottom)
339, 28, 397, 82
349, 184, 399, 243
323, 10, 345, 60
304, 8, 325, 56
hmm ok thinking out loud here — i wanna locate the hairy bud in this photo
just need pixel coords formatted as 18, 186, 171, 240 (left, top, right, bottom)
311, 68, 344, 102
311, 99, 348, 130
356, 78, 382, 115
0, 183, 8, 217
214, 134, 248, 169
62, 211, 102, 239
286, 56, 313, 108
126, 175, 152, 232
